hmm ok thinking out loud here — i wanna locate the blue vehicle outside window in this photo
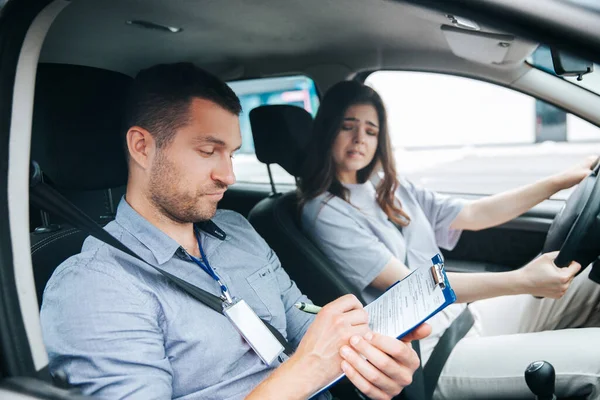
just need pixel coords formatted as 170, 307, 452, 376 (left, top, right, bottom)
228, 76, 319, 154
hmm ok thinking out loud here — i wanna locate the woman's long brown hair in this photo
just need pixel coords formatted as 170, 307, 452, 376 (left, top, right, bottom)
297, 81, 410, 226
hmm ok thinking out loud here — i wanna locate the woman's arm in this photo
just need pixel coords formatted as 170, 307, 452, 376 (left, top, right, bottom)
450, 156, 596, 231
371, 253, 581, 303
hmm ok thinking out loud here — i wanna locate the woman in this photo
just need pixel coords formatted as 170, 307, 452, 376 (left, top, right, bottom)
298, 81, 600, 399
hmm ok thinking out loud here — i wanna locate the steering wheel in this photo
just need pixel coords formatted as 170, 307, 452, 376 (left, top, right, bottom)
542, 159, 600, 276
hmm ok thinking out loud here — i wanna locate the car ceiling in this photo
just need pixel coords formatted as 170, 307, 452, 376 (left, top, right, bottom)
40, 0, 538, 87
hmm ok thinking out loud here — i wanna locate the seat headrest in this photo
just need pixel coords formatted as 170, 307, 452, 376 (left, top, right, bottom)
249, 105, 313, 177
32, 63, 132, 190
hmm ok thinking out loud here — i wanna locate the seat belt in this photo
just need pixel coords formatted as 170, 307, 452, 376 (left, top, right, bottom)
370, 171, 475, 400
29, 162, 294, 357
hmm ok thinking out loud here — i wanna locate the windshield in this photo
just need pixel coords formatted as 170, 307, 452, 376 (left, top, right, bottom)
528, 46, 600, 96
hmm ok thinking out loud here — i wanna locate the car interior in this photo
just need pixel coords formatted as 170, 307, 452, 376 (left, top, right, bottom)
2, 0, 600, 399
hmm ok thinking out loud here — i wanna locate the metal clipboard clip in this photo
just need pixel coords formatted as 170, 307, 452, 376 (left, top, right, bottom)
430, 254, 446, 289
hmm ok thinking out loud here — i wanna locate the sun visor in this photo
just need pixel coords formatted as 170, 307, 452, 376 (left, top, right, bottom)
441, 25, 534, 65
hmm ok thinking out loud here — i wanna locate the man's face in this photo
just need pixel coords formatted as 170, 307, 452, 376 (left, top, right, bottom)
147, 98, 241, 223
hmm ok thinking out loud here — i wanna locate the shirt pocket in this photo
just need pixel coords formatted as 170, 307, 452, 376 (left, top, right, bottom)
245, 264, 280, 322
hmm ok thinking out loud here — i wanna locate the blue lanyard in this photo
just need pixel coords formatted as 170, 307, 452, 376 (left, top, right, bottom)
190, 229, 233, 304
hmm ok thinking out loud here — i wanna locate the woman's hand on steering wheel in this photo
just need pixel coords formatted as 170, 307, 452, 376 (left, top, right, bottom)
519, 252, 582, 299
551, 155, 599, 192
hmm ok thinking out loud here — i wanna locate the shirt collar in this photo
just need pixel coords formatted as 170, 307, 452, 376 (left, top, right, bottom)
115, 198, 227, 265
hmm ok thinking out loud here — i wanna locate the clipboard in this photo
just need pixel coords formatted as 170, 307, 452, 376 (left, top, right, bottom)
309, 253, 456, 399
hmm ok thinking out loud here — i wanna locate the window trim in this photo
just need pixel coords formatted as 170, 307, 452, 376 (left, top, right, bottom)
526, 59, 600, 98
1, 0, 69, 378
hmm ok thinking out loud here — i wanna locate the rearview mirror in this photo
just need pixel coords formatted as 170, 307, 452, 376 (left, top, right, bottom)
550, 49, 593, 80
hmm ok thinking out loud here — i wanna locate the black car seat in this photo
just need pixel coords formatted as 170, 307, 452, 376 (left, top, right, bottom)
30, 63, 131, 305
247, 105, 365, 306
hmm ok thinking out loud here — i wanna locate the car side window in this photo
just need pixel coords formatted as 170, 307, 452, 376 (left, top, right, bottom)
365, 71, 600, 200
227, 76, 319, 185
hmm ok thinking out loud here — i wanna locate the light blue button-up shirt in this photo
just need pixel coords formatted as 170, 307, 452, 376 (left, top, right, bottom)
41, 199, 318, 399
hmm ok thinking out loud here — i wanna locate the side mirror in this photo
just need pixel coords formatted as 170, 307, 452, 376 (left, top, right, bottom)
550, 49, 593, 80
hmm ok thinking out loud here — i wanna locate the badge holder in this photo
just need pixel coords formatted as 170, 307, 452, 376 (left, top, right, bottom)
223, 298, 285, 366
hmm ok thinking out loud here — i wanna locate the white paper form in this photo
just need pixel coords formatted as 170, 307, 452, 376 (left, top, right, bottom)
309, 266, 448, 399
366, 265, 446, 337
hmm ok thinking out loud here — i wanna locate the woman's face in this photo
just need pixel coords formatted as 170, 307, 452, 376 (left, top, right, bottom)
332, 103, 379, 183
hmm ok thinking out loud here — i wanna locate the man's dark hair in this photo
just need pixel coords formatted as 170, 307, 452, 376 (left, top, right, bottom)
125, 62, 242, 149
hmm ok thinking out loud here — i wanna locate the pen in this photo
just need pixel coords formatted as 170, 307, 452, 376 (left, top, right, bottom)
294, 302, 322, 314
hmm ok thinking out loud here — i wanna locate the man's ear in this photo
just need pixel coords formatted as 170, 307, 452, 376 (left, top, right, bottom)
126, 126, 155, 170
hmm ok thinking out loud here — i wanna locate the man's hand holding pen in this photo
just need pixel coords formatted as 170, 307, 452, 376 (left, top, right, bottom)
289, 294, 431, 400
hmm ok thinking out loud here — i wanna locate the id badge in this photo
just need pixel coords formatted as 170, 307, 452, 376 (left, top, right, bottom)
223, 299, 285, 366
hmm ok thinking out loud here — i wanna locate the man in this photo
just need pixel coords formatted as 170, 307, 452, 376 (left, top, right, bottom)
40, 63, 430, 400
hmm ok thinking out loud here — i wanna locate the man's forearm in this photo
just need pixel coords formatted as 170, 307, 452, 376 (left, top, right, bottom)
246, 353, 323, 400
